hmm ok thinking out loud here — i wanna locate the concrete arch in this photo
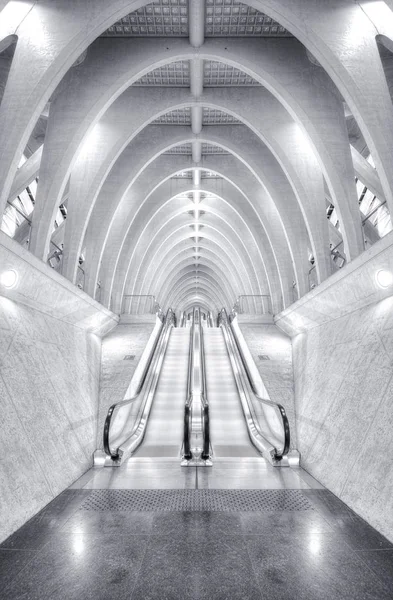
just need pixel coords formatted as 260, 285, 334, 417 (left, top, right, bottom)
53, 89, 331, 288
120, 212, 263, 309
174, 287, 222, 312
131, 238, 250, 314
181, 300, 212, 314
137, 236, 254, 309
82, 126, 302, 309
116, 189, 271, 299
177, 290, 217, 313
24, 37, 362, 264
1, 0, 391, 257
60, 122, 305, 300
157, 264, 235, 311
115, 219, 261, 313
164, 270, 231, 309
84, 154, 283, 308
170, 280, 226, 311
134, 234, 254, 301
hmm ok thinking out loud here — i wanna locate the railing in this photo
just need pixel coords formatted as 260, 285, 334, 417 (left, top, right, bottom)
103, 308, 174, 462
47, 240, 63, 270
121, 294, 160, 315
233, 294, 272, 315
308, 265, 318, 291
76, 264, 85, 290
218, 308, 290, 462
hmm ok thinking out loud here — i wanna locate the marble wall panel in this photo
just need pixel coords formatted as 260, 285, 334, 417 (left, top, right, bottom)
292, 297, 393, 542
0, 299, 102, 544
0, 232, 118, 335
276, 231, 393, 336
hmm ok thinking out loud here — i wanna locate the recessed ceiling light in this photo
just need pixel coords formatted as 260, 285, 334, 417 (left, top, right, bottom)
375, 269, 393, 289
0, 269, 18, 289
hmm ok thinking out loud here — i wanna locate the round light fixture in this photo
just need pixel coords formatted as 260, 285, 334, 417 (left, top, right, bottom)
375, 269, 393, 289
0, 269, 18, 289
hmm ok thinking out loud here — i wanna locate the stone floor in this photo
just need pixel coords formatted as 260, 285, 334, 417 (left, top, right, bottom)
1, 475, 393, 599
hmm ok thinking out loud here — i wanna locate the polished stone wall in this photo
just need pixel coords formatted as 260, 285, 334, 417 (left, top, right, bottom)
0, 234, 118, 544
276, 233, 393, 542
0, 299, 102, 544
292, 299, 393, 542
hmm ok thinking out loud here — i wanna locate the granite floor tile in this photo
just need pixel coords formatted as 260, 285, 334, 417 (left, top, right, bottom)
2, 533, 149, 600
35, 490, 92, 524
328, 515, 393, 550
130, 534, 196, 600
240, 510, 333, 535
1, 516, 63, 551
301, 489, 356, 519
246, 533, 392, 600
356, 549, 393, 591
62, 510, 154, 535
195, 535, 263, 600
151, 511, 199, 536
0, 549, 35, 592
194, 511, 243, 537
2, 486, 392, 600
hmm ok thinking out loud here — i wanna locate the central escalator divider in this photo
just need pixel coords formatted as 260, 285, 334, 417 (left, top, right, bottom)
182, 307, 212, 467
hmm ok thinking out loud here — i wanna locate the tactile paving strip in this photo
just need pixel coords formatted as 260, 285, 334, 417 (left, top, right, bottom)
80, 490, 314, 512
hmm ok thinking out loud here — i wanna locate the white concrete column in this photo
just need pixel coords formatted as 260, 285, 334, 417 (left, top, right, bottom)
7, 146, 42, 202
189, 0, 205, 49
189, 2, 204, 168
192, 141, 202, 163
191, 105, 202, 134
190, 58, 204, 97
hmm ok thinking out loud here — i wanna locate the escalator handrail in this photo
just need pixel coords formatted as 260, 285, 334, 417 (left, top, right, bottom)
218, 308, 290, 460
103, 308, 175, 459
183, 309, 195, 459
199, 314, 210, 460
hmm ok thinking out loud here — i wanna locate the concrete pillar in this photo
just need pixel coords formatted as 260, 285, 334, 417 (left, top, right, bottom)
189, 0, 205, 49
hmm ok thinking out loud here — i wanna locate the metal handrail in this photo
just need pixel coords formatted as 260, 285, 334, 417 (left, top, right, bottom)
103, 308, 173, 460
218, 308, 290, 461
183, 309, 195, 460
121, 294, 159, 315
182, 307, 210, 461
233, 294, 272, 315
199, 321, 210, 460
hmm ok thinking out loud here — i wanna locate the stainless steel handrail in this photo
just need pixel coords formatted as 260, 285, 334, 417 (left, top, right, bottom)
103, 308, 175, 460
218, 308, 290, 461
199, 321, 210, 460
182, 307, 210, 461
183, 308, 195, 460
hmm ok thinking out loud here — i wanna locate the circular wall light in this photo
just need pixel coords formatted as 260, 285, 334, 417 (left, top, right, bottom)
0, 269, 18, 289
375, 269, 393, 289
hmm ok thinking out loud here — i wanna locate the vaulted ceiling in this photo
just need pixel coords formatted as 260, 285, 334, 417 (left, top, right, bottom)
1, 0, 393, 314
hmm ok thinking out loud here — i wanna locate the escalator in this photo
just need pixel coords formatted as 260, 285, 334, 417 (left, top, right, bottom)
134, 328, 190, 458
103, 309, 190, 464
204, 328, 260, 458
202, 309, 291, 466
102, 305, 290, 469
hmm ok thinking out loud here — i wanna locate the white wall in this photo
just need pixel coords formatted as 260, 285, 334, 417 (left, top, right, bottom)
0, 233, 118, 543
276, 232, 393, 542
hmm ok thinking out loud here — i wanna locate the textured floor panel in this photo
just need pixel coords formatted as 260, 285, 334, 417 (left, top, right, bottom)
79, 490, 314, 512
